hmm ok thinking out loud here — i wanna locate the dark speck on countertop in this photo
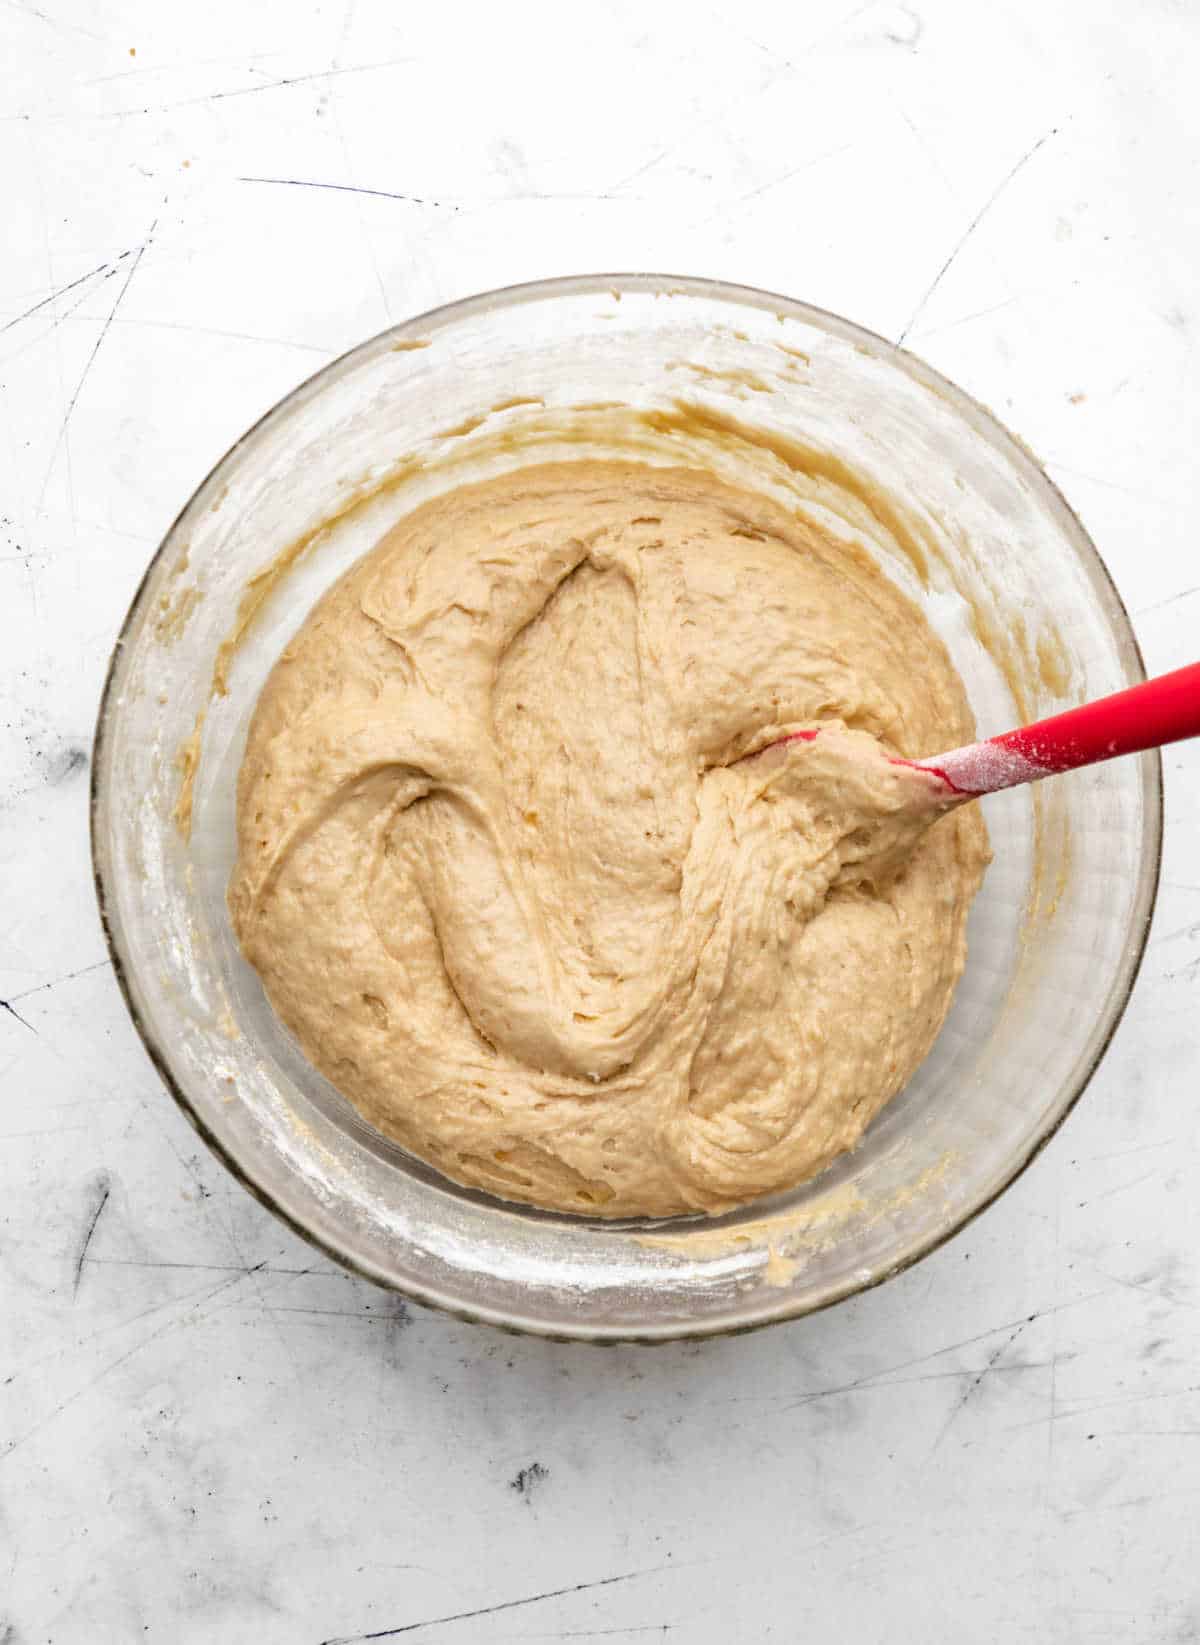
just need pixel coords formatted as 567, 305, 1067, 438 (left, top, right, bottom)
46, 744, 88, 784
509, 1461, 549, 1501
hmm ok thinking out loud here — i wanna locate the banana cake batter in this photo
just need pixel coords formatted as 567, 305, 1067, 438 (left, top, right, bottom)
229, 461, 989, 1217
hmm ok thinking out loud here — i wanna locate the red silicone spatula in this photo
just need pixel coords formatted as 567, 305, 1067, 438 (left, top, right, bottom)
774, 660, 1200, 800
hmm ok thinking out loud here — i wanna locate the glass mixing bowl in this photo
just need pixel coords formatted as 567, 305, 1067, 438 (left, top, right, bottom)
91, 275, 1161, 1341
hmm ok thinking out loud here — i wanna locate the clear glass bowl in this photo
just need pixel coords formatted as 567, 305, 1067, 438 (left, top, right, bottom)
91, 275, 1161, 1341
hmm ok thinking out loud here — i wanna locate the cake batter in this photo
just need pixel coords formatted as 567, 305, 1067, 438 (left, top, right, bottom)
229, 461, 988, 1217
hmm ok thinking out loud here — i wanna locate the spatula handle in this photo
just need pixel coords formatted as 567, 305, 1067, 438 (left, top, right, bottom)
919, 661, 1200, 795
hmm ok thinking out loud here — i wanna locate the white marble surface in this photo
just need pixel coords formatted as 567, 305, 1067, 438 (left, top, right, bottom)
3, 2, 1200, 1639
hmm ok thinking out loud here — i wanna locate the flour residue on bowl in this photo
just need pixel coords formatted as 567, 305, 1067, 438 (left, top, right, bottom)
637, 1152, 956, 1289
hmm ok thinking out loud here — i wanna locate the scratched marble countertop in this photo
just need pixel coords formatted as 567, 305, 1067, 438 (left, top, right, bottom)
3, 2, 1199, 1640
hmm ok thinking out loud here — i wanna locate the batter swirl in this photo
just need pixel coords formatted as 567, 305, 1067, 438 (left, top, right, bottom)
230, 462, 988, 1216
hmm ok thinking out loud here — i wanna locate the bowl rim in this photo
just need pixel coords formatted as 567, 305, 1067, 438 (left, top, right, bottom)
90, 271, 1164, 1343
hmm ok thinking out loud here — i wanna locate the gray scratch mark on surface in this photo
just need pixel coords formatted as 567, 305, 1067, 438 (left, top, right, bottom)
1136, 585, 1200, 618
905, 294, 1021, 344
710, 1358, 1073, 1419
1088, 1138, 1178, 1164
1101, 1427, 1200, 1440
107, 314, 333, 354
215, 1175, 308, 1393
780, 1291, 1102, 1413
522, 1629, 677, 1639
1, 0, 109, 40
0, 269, 124, 371
319, 1567, 673, 1643
696, 3, 795, 72
259, 1304, 403, 1322
1058, 1492, 1200, 1522
2, 1125, 93, 1142
1151, 918, 1200, 949
1047, 1163, 1064, 1492
11, 1259, 295, 1392
0, 999, 37, 1034
322, 84, 395, 326
1004, 1380, 1200, 1433
1090, 1266, 1199, 1314
72, 1172, 112, 1296
704, 1, 867, 74
930, 1319, 1033, 1450
4, 958, 112, 1007
79, 1255, 321, 1277
334, 0, 359, 67
1, 1263, 267, 1466
690, 143, 852, 228
2, 56, 416, 124
605, 141, 688, 197
0, 259, 114, 336
1076, 1170, 1159, 1208
731, 145, 853, 206
603, 54, 785, 200
201, 57, 413, 104
81, 52, 280, 88
854, 2, 922, 48
3, 0, 56, 22
1041, 461, 1171, 508
897, 127, 1058, 345
38, 216, 158, 507
237, 175, 455, 210
891, 97, 960, 207
23, 115, 73, 519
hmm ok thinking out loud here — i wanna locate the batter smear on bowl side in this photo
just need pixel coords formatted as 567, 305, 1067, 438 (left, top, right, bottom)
229, 461, 989, 1217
